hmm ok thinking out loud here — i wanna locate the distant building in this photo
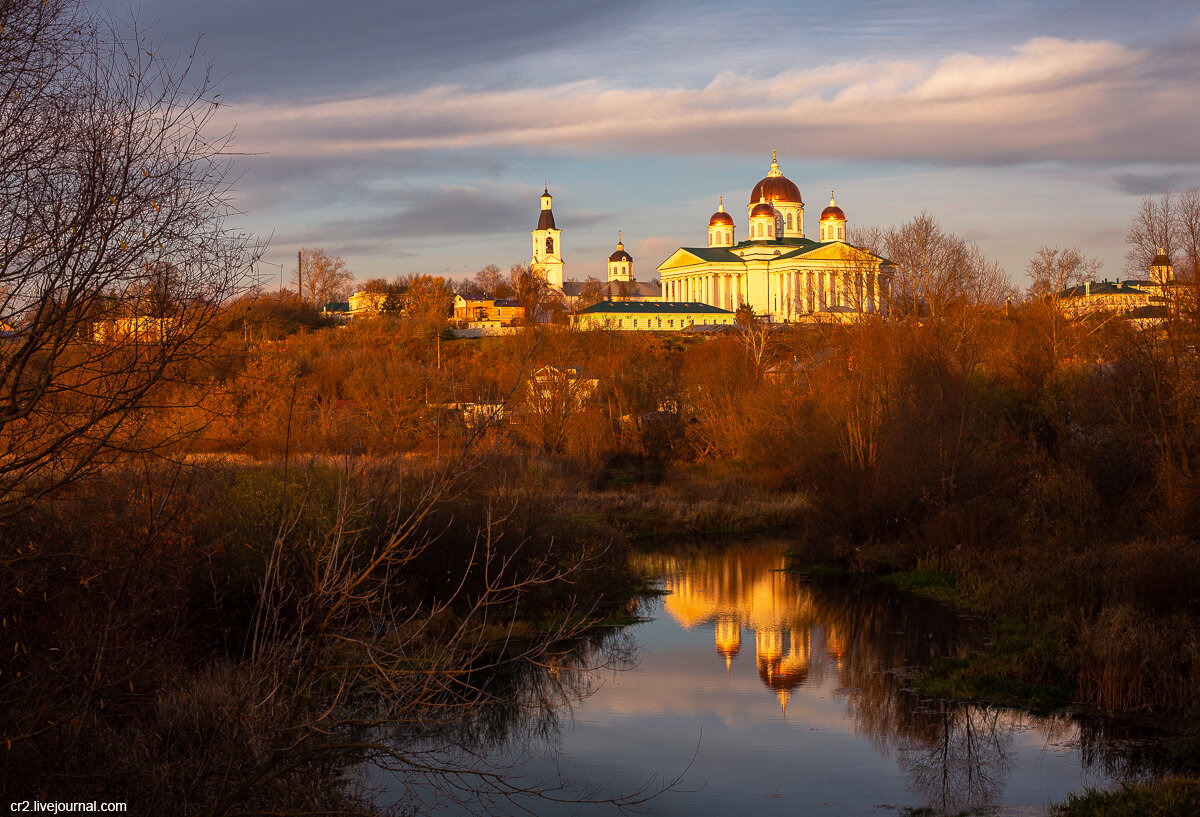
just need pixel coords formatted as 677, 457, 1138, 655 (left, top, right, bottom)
348, 290, 387, 316
571, 300, 735, 331
1058, 246, 1175, 325
92, 315, 178, 342
452, 296, 525, 326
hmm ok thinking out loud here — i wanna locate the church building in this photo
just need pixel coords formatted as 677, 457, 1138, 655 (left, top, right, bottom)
657, 153, 893, 322
532, 187, 660, 301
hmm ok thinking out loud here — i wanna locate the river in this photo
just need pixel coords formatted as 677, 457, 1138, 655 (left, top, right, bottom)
381, 541, 1175, 816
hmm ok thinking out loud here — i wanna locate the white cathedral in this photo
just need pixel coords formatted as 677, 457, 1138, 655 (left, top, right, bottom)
530, 154, 892, 320
657, 152, 892, 321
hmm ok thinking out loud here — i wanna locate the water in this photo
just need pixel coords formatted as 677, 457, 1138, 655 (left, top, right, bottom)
382, 542, 1175, 816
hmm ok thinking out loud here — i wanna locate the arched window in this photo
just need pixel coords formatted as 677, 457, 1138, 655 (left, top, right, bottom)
546, 236, 554, 254
786, 213, 793, 230
724, 230, 730, 244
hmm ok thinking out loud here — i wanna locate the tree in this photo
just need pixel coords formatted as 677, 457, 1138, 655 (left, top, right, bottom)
0, 0, 257, 514
882, 213, 1009, 320
293, 247, 352, 307
1021, 246, 1101, 373
576, 277, 605, 308
1026, 246, 1101, 301
473, 263, 509, 298
402, 274, 453, 332
1126, 188, 1200, 282
510, 264, 552, 325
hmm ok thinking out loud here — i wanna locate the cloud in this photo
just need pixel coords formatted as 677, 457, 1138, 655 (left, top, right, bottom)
1112, 171, 1191, 196
216, 36, 1198, 168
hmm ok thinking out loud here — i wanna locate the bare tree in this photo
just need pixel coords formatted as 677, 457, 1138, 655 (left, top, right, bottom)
293, 247, 353, 306
0, 0, 257, 514
1024, 246, 1103, 368
511, 263, 553, 325
1124, 191, 1177, 276
473, 263, 508, 298
882, 213, 1009, 320
1026, 245, 1102, 300
1177, 188, 1200, 281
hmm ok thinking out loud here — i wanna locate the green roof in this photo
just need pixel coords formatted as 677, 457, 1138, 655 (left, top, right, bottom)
578, 301, 734, 315
675, 247, 746, 263
731, 237, 824, 251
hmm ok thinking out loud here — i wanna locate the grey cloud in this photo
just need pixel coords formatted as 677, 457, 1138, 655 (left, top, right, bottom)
104, 0, 648, 100
316, 187, 531, 240
1113, 171, 1193, 196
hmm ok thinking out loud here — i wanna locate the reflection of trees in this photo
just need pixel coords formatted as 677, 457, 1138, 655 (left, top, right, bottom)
895, 703, 1012, 813
372, 624, 654, 814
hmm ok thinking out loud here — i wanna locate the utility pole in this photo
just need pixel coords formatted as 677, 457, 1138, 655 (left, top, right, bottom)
297, 249, 303, 303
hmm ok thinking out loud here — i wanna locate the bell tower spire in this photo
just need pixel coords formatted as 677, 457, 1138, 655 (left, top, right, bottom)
531, 184, 563, 288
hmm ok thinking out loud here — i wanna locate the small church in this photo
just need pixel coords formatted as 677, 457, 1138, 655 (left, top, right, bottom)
529, 186, 661, 302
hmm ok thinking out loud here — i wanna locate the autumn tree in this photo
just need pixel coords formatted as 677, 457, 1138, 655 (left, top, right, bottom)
293, 247, 353, 307
882, 213, 1009, 320
511, 264, 553, 325
0, 0, 257, 514
400, 274, 453, 332
473, 263, 511, 298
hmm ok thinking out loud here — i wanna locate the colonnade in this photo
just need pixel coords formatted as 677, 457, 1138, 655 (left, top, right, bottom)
666, 268, 890, 318
665, 274, 745, 311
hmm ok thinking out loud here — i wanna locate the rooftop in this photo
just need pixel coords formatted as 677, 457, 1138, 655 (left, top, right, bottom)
578, 301, 734, 315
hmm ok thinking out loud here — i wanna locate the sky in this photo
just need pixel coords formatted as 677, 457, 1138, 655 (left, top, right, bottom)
99, 0, 1200, 288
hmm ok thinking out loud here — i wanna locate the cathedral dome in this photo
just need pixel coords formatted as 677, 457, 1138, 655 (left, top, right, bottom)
750, 175, 802, 205
750, 199, 776, 218
821, 191, 845, 221
709, 210, 734, 227
750, 152, 802, 205
609, 247, 632, 262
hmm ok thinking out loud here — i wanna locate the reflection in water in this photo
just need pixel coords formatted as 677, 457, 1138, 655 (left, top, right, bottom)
400, 543, 1182, 817
641, 544, 1178, 815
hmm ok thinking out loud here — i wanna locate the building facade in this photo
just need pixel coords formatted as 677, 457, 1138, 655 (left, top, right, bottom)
572, 300, 735, 331
658, 153, 892, 322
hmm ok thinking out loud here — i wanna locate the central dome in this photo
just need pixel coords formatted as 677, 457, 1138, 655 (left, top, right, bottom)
750, 175, 802, 205
749, 152, 802, 205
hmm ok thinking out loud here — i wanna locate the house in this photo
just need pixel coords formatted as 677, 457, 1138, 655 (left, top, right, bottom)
452, 296, 525, 326
92, 315, 178, 342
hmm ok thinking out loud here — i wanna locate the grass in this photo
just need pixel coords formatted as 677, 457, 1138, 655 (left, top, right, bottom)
882, 568, 965, 606
916, 618, 1076, 712
1054, 779, 1200, 816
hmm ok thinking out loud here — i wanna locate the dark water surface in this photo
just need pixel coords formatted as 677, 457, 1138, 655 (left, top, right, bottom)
387, 542, 1175, 816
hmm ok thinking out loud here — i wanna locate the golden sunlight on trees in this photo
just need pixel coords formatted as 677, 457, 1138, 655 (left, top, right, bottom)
882, 213, 1010, 320
0, 0, 257, 514
293, 247, 353, 306
1126, 188, 1200, 281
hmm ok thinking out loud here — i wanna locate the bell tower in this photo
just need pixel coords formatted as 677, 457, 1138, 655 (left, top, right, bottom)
531, 184, 564, 289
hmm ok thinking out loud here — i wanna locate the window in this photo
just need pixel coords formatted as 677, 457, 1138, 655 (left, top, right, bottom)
668, 319, 674, 328
618, 319, 623, 328
786, 213, 793, 230
633, 319, 638, 328
546, 236, 554, 253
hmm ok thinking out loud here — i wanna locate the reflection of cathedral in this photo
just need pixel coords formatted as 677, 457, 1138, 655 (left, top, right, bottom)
659, 548, 845, 716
